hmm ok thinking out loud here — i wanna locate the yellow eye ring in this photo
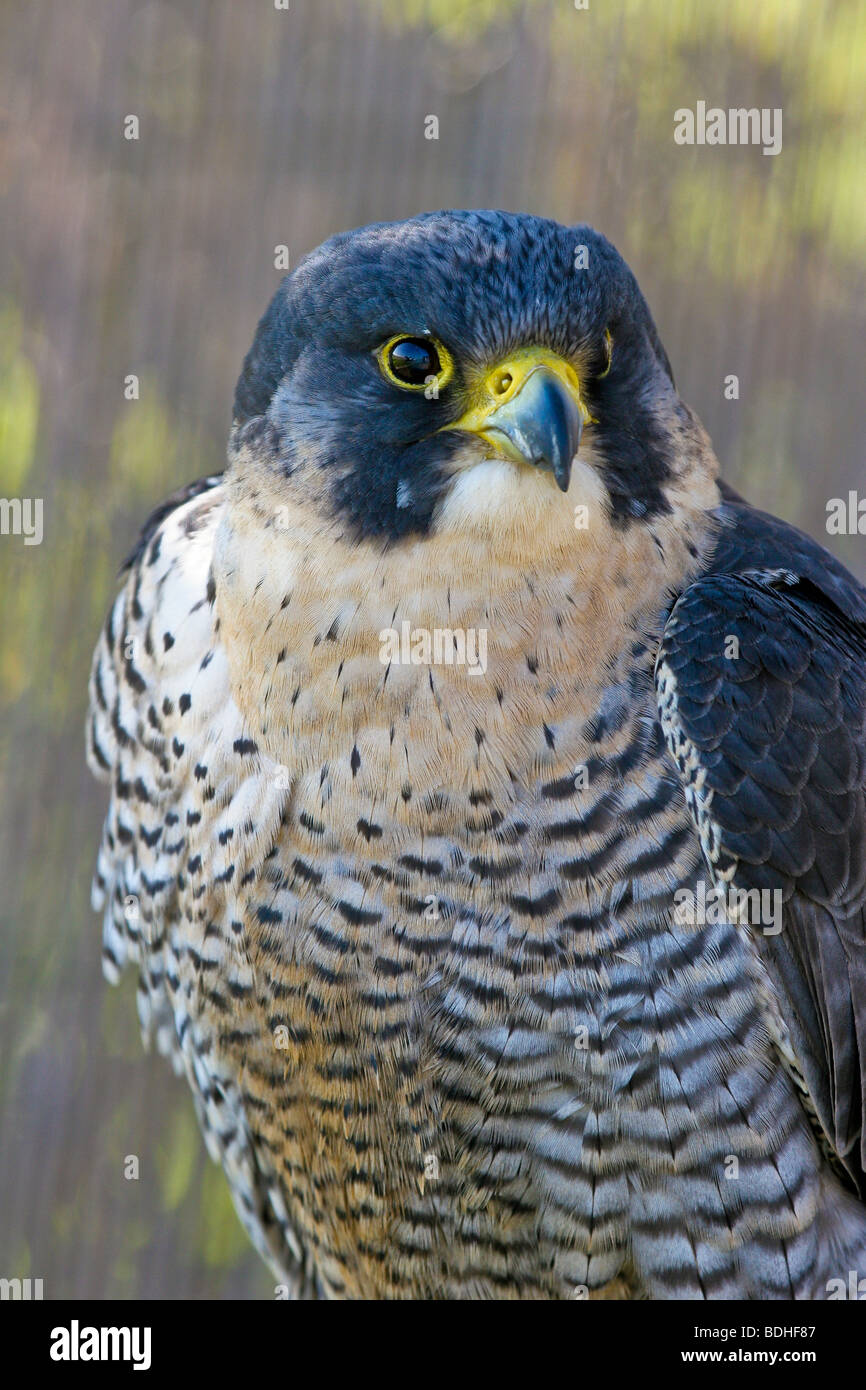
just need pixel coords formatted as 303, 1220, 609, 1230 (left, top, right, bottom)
377, 334, 455, 392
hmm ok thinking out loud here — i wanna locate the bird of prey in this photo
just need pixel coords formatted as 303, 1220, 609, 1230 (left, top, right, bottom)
87, 210, 866, 1299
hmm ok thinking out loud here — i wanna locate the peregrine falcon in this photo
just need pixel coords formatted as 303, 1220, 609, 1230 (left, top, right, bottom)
87, 210, 866, 1299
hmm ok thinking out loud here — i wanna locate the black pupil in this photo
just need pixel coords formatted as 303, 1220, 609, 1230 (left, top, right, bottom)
389, 338, 439, 385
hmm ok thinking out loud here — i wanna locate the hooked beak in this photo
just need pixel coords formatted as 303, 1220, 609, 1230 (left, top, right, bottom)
441, 346, 587, 492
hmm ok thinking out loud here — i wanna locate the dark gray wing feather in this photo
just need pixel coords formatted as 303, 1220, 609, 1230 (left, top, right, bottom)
656, 499, 866, 1188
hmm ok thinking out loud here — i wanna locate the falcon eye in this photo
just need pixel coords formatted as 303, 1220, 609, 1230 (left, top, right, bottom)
378, 334, 454, 392
390, 338, 439, 383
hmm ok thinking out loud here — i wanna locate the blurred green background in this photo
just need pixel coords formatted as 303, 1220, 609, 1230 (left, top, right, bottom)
1, 0, 865, 1299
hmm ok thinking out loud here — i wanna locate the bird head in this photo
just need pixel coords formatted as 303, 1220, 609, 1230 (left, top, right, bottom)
229, 210, 717, 554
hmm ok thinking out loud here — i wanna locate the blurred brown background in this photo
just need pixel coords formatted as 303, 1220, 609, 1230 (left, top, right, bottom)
1, 0, 865, 1299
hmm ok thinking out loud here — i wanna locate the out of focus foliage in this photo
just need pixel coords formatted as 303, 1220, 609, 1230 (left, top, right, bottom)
378, 0, 866, 279
0, 306, 40, 495
1, 0, 864, 1299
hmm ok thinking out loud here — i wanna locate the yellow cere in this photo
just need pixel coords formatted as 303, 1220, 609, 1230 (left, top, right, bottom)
446, 345, 592, 439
